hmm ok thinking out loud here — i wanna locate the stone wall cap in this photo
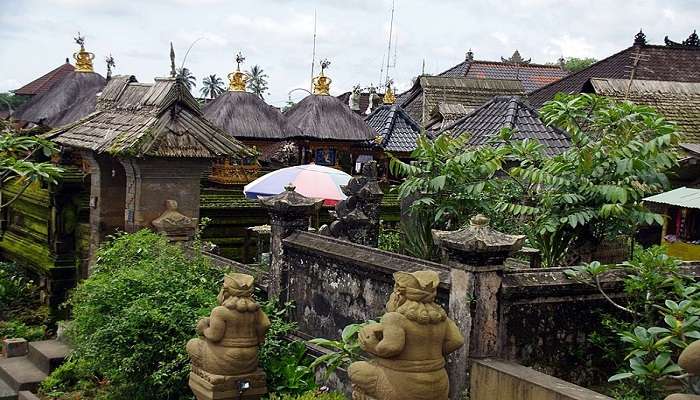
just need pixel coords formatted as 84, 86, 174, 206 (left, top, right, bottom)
432, 214, 525, 253
259, 185, 324, 213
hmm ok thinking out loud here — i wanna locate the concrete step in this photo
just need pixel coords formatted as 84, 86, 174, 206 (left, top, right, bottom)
27, 340, 70, 374
17, 391, 39, 400
0, 376, 17, 400
0, 357, 46, 392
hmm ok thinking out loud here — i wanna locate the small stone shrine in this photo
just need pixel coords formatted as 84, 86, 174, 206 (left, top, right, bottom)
319, 161, 384, 247
348, 270, 464, 400
152, 200, 197, 242
187, 273, 270, 400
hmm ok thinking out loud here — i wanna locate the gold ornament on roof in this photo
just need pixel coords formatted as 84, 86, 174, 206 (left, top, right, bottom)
313, 59, 332, 95
383, 79, 396, 105
73, 32, 95, 73
228, 52, 247, 92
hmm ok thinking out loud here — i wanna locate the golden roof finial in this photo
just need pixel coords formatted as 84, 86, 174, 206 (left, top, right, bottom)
228, 52, 247, 91
73, 32, 95, 73
312, 59, 332, 95
383, 79, 396, 105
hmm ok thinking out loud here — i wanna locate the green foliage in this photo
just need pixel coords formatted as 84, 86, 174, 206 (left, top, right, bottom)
309, 321, 372, 380
0, 261, 48, 344
176, 67, 196, 90
391, 94, 679, 266
259, 298, 317, 396
567, 247, 698, 398
0, 320, 46, 344
246, 65, 269, 100
57, 230, 222, 400
0, 92, 29, 112
378, 224, 401, 253
0, 125, 63, 210
200, 74, 225, 99
267, 390, 346, 400
562, 57, 597, 73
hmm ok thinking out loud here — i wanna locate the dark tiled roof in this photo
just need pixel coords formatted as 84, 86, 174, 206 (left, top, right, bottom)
14, 62, 75, 96
441, 96, 571, 156
365, 104, 422, 153
45, 75, 253, 159
590, 78, 700, 144
529, 44, 700, 107
439, 60, 567, 92
284, 94, 374, 142
13, 71, 105, 128
202, 90, 300, 140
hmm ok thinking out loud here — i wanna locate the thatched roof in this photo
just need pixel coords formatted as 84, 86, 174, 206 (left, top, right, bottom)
284, 94, 374, 141
202, 91, 300, 140
13, 71, 106, 128
44, 75, 253, 159
14, 61, 75, 96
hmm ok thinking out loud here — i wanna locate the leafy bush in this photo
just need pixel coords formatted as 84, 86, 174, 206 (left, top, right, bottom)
309, 322, 372, 380
0, 261, 48, 346
267, 390, 346, 400
50, 230, 222, 400
0, 320, 46, 344
378, 224, 401, 253
259, 298, 317, 396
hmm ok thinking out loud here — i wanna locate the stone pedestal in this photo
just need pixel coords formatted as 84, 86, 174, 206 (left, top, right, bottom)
260, 185, 323, 300
433, 214, 525, 400
189, 369, 267, 400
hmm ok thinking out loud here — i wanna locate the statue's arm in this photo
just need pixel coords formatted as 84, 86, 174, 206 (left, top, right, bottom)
256, 310, 271, 344
369, 313, 405, 358
443, 318, 465, 355
202, 307, 227, 342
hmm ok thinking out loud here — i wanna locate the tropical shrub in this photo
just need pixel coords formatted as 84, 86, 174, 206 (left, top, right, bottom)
309, 321, 373, 379
390, 94, 679, 266
566, 247, 698, 399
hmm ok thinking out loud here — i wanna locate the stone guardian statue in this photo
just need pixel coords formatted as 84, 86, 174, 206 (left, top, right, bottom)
348, 270, 464, 400
187, 273, 271, 400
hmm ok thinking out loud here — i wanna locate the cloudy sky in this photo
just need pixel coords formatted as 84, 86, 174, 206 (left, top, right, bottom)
0, 0, 698, 107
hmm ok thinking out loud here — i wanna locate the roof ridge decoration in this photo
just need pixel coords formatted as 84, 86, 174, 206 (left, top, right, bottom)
73, 32, 95, 73
105, 54, 115, 79
383, 79, 396, 104
634, 29, 647, 46
665, 30, 700, 48
228, 52, 247, 91
313, 59, 332, 95
501, 50, 531, 65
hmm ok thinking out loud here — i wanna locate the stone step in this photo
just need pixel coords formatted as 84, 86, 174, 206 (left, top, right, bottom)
17, 391, 39, 400
27, 340, 70, 374
0, 357, 46, 392
0, 376, 17, 400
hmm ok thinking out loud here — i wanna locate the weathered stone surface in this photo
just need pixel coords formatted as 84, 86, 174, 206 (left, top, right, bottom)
187, 273, 270, 400
27, 340, 71, 374
319, 161, 384, 247
152, 200, 197, 242
0, 356, 46, 392
665, 340, 700, 399
2, 339, 28, 358
348, 270, 464, 400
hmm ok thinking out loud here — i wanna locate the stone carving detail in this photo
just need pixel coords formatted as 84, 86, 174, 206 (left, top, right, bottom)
501, 50, 531, 65
348, 270, 464, 400
152, 200, 197, 242
665, 30, 700, 48
319, 161, 384, 247
187, 273, 270, 400
634, 29, 648, 46
350, 84, 362, 111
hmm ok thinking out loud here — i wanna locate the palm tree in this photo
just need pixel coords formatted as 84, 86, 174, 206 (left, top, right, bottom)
200, 74, 225, 99
176, 67, 196, 91
246, 65, 269, 100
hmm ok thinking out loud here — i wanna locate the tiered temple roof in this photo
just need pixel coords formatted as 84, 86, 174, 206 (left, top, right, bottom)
440, 96, 571, 157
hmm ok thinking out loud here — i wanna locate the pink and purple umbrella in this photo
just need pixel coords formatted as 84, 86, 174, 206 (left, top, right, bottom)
244, 164, 352, 206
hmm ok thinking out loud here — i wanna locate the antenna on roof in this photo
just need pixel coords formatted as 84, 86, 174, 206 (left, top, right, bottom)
383, 0, 396, 86
310, 10, 317, 93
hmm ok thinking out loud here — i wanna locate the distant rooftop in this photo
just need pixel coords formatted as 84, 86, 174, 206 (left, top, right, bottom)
14, 60, 75, 96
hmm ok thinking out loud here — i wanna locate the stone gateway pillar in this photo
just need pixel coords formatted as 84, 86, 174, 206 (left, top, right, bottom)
260, 185, 323, 300
432, 214, 525, 399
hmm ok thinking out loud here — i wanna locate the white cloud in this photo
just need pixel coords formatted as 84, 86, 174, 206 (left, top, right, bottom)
548, 34, 595, 59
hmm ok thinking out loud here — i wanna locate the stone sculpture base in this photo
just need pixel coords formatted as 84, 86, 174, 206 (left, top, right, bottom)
189, 369, 267, 400
352, 388, 378, 400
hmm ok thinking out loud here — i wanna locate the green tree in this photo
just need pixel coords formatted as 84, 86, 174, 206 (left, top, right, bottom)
175, 67, 196, 91
563, 57, 597, 73
246, 65, 269, 100
0, 121, 62, 211
200, 74, 225, 99
0, 92, 29, 114
390, 93, 680, 266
